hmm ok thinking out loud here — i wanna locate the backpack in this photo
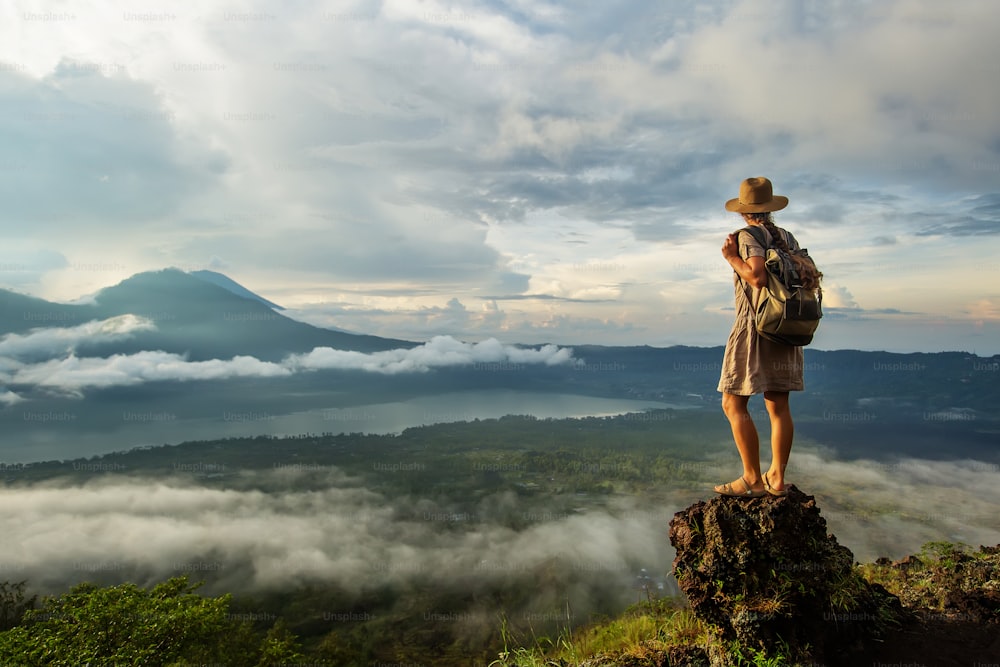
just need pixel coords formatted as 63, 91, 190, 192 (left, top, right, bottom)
741, 225, 823, 346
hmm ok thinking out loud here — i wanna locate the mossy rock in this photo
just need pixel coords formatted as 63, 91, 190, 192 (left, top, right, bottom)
669, 487, 904, 665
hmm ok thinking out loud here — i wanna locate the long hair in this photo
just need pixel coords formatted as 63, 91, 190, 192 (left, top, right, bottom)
744, 212, 823, 290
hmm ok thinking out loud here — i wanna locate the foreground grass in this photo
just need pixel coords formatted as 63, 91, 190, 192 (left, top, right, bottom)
489, 597, 712, 666
492, 542, 1000, 667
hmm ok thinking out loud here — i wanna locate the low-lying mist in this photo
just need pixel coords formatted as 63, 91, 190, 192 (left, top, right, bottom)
1, 448, 997, 625
0, 467, 672, 625
791, 449, 1000, 561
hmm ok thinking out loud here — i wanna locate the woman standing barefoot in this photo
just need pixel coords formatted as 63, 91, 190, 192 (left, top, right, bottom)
714, 177, 811, 498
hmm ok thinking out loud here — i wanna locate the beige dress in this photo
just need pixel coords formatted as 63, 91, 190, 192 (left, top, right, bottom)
717, 225, 804, 396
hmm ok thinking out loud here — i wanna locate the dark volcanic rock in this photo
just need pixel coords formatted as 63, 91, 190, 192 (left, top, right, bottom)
668, 486, 903, 666
865, 543, 1000, 663
886, 543, 1000, 624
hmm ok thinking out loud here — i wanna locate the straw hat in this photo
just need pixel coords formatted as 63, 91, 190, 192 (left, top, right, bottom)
725, 177, 788, 213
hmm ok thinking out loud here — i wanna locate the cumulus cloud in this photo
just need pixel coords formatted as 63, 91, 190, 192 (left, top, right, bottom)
0, 390, 24, 406
287, 335, 577, 374
822, 286, 859, 310
0, 315, 154, 361
8, 351, 293, 394
967, 298, 1000, 321
1, 317, 578, 395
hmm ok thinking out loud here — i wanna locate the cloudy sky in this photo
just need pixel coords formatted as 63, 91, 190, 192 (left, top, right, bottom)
1, 0, 998, 353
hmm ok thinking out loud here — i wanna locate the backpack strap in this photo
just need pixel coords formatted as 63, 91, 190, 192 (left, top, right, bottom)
740, 225, 769, 251
735, 225, 769, 288
733, 226, 767, 303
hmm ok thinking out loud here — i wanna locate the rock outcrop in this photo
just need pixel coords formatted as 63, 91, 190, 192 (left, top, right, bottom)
873, 543, 1000, 624
668, 486, 903, 666
864, 544, 1000, 663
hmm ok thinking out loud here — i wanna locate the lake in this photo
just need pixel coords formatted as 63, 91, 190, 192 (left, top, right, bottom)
3, 391, 691, 463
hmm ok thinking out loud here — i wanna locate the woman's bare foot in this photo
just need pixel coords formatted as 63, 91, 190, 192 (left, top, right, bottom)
715, 476, 765, 497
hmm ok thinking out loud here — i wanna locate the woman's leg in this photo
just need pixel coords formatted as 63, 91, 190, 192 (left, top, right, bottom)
716, 392, 763, 493
763, 390, 793, 489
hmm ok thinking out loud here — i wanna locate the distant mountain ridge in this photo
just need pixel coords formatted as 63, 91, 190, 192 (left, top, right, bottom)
2, 269, 998, 394
2, 268, 999, 466
0, 268, 412, 361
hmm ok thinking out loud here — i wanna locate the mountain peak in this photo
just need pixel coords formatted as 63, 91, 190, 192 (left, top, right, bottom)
189, 270, 284, 310
76, 267, 407, 361
92, 268, 284, 313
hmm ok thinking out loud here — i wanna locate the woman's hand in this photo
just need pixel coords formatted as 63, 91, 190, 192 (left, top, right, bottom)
722, 232, 767, 288
721, 232, 741, 260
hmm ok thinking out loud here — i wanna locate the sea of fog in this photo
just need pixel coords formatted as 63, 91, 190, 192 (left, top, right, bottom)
2, 389, 998, 602
2, 390, 693, 463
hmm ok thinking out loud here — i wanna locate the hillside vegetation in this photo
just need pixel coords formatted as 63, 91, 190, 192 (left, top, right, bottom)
1, 411, 998, 664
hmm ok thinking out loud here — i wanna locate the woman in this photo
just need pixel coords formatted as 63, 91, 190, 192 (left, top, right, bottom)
714, 177, 818, 498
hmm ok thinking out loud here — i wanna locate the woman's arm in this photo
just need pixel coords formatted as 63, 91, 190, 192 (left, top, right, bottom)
722, 232, 768, 289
